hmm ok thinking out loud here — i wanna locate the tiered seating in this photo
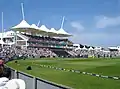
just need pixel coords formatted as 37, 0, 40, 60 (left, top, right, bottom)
3, 38, 14, 43
15, 47, 57, 58
66, 50, 78, 57
51, 48, 71, 57
24, 34, 72, 48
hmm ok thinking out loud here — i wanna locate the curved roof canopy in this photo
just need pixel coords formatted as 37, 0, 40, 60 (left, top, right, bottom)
11, 20, 72, 37
89, 46, 94, 50
11, 20, 30, 29
11, 20, 34, 33
48, 28, 58, 36
49, 28, 58, 33
29, 24, 40, 33
57, 28, 72, 37
82, 46, 88, 50
30, 24, 39, 29
39, 25, 49, 32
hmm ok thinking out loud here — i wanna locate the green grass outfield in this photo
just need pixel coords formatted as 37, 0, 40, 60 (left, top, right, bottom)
7, 58, 120, 89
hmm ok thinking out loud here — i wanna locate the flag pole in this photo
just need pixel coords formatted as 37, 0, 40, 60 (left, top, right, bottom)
60, 16, 65, 29
1, 12, 4, 48
21, 3, 25, 20
37, 20, 40, 27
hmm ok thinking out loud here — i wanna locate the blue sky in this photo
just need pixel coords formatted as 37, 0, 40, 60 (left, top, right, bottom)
0, 0, 120, 47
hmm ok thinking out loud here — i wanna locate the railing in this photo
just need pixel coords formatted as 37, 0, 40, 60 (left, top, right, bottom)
9, 67, 71, 89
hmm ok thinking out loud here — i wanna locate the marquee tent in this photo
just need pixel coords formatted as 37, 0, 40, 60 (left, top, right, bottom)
89, 46, 94, 50
38, 25, 50, 36
82, 46, 88, 50
11, 20, 30, 31
48, 28, 58, 36
39, 25, 49, 32
11, 21, 72, 37
57, 28, 72, 37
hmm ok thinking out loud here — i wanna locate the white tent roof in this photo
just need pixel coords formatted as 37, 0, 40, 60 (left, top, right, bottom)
95, 47, 102, 50
82, 46, 88, 50
30, 24, 39, 29
49, 28, 58, 33
39, 25, 49, 32
11, 20, 30, 29
108, 47, 118, 49
89, 47, 94, 50
75, 47, 82, 51
57, 28, 70, 35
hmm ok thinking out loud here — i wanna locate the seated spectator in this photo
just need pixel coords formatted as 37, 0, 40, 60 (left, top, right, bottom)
0, 77, 9, 87
0, 79, 26, 89
0, 59, 11, 79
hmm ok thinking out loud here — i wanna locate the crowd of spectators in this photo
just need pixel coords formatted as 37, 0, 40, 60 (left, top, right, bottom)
0, 46, 59, 62
67, 48, 120, 58
15, 47, 57, 58
3, 38, 14, 43
0, 46, 15, 62
0, 34, 120, 89
0, 45, 120, 62
24, 34, 73, 47
0, 44, 119, 89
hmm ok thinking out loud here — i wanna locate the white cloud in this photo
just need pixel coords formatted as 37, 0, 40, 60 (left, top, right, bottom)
69, 32, 120, 47
68, 17, 120, 47
95, 16, 120, 28
70, 21, 84, 31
